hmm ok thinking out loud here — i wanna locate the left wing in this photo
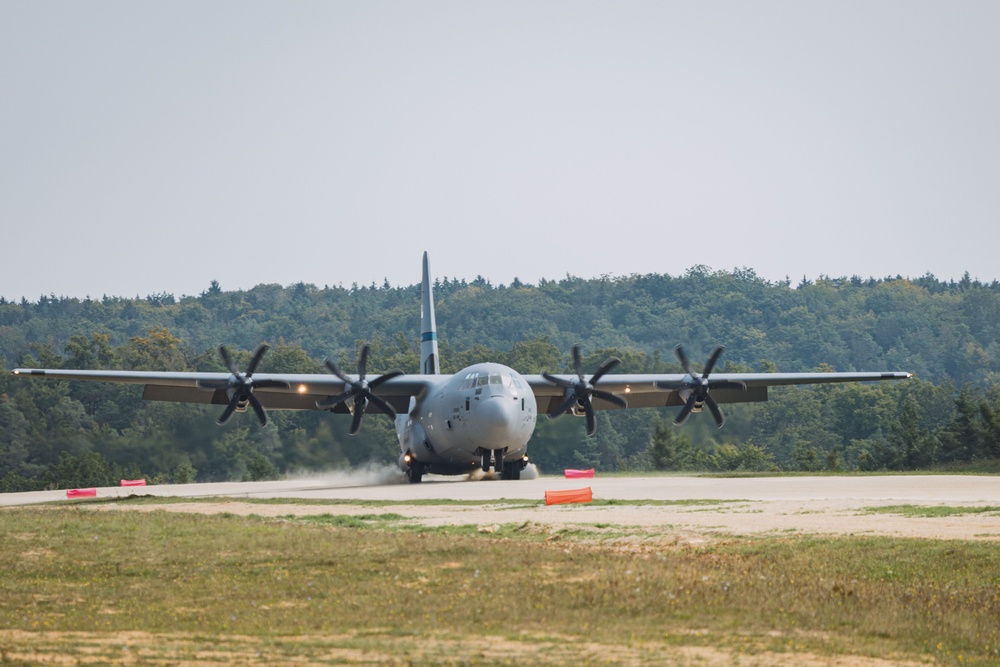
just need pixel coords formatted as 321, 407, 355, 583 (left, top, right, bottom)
528, 370, 912, 411
527, 344, 911, 432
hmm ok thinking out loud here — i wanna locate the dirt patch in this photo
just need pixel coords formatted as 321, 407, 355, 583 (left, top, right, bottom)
77, 496, 1000, 541
0, 629, 928, 666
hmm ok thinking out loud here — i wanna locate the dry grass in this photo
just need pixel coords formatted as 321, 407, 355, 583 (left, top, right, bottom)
2, 506, 999, 665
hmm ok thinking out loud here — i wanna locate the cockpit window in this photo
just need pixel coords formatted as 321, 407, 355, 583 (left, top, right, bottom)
460, 371, 524, 391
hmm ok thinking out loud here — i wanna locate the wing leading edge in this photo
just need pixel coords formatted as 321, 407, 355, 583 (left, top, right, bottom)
12, 368, 912, 414
527, 343, 910, 429
10, 367, 430, 416
527, 371, 912, 413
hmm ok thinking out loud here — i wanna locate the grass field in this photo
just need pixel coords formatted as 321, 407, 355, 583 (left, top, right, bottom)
2, 503, 1000, 665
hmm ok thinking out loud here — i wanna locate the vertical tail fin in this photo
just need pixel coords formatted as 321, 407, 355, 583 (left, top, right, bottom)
420, 252, 440, 375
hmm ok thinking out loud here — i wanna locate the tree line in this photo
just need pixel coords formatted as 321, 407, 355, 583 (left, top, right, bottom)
2, 267, 999, 490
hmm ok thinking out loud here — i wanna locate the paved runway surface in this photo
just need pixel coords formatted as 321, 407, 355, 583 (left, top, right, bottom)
4, 472, 999, 540
3, 471, 999, 504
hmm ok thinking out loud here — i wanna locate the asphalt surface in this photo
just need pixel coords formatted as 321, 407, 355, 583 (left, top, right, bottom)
3, 471, 999, 506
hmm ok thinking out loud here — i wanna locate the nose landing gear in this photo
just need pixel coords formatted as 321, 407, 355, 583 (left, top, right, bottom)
481, 448, 506, 475
479, 448, 528, 480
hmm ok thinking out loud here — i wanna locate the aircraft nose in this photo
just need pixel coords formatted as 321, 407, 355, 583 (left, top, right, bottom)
475, 396, 518, 441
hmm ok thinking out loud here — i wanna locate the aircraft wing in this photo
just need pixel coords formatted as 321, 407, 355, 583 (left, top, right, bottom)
526, 371, 913, 413
10, 368, 431, 415
13, 366, 911, 414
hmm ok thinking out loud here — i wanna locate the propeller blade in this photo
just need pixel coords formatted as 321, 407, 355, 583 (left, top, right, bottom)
357, 345, 369, 379
324, 359, 351, 384
590, 357, 621, 384
542, 345, 626, 436
675, 345, 695, 377
541, 371, 575, 389
210, 343, 275, 426
316, 390, 353, 410
219, 345, 239, 375
218, 395, 240, 425
321, 346, 402, 433
665, 344, 739, 427
705, 394, 725, 428
571, 345, 584, 379
247, 392, 268, 426
548, 394, 579, 419
592, 389, 627, 409
245, 344, 270, 377
703, 345, 725, 377
368, 394, 398, 418
349, 407, 364, 435
368, 370, 404, 389
674, 394, 697, 425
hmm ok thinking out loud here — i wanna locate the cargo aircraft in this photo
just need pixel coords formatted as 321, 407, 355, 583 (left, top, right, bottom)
12, 253, 911, 482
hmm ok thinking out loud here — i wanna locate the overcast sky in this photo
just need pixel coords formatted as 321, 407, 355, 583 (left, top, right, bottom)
2, 1, 998, 301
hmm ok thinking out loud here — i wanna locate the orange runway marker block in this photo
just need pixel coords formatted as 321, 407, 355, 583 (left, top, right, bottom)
120, 479, 147, 487
66, 488, 97, 498
544, 487, 593, 506
564, 468, 595, 479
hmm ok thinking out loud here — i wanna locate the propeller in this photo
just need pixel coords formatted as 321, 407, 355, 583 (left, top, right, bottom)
542, 345, 627, 437
196, 344, 289, 426
656, 345, 746, 428
316, 344, 403, 434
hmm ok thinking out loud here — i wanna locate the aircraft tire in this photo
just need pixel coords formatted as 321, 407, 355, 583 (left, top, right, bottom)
502, 461, 520, 481
407, 465, 424, 484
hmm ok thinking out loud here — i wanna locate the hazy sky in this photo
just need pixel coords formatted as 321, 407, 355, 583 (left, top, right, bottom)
2, 1, 998, 301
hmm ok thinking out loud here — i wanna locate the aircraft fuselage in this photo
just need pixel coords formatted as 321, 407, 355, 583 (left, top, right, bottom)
395, 362, 537, 480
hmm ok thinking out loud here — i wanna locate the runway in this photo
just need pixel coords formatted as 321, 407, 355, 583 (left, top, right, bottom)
4, 472, 999, 540
2, 470, 998, 504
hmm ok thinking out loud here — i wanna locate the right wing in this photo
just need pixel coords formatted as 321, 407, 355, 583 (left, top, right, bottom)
11, 367, 431, 415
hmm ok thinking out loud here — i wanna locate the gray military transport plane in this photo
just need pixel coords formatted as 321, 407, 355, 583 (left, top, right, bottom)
12, 253, 911, 483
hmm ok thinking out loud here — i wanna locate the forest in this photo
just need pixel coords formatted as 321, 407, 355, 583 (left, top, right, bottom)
2, 266, 1000, 491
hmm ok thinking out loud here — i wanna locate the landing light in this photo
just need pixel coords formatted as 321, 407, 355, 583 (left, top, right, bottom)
298, 384, 307, 393
624, 385, 631, 393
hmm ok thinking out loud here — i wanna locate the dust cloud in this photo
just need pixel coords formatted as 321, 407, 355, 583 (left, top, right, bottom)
286, 461, 539, 488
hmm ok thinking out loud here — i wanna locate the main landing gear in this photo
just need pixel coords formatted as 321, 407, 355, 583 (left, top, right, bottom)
480, 448, 528, 480
501, 459, 522, 480
406, 463, 424, 484
406, 461, 425, 484
402, 451, 425, 484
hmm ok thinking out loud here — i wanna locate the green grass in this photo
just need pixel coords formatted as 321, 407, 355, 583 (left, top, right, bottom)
925, 459, 1000, 474
2, 508, 999, 665
861, 504, 1000, 518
